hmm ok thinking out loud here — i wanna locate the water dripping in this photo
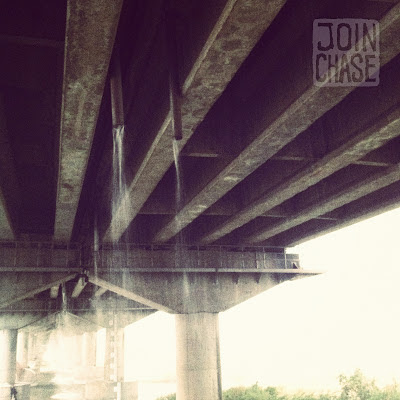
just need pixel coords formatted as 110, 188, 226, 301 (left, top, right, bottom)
172, 140, 184, 266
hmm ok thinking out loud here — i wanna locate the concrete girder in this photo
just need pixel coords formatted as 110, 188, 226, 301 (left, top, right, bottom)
94, 287, 108, 298
89, 270, 313, 314
200, 106, 400, 243
0, 34, 63, 49
54, 0, 123, 241
284, 182, 400, 247
0, 272, 76, 309
50, 285, 60, 298
71, 277, 87, 298
153, 2, 400, 244
248, 161, 400, 243
0, 94, 20, 240
89, 275, 174, 314
104, 0, 288, 242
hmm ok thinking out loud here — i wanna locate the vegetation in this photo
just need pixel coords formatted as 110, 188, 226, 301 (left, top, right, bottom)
156, 370, 400, 400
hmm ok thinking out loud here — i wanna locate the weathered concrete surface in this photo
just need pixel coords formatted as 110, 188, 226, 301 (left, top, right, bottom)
0, 273, 76, 309
54, 0, 123, 241
104, 327, 124, 382
286, 186, 400, 247
82, 331, 96, 367
90, 271, 295, 314
248, 159, 400, 243
0, 330, 17, 385
17, 331, 29, 369
176, 313, 221, 400
154, 2, 400, 244
202, 105, 400, 244
0, 94, 20, 240
104, 0, 288, 242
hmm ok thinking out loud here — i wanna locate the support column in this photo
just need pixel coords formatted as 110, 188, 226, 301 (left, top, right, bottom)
17, 331, 29, 369
104, 327, 124, 383
175, 313, 222, 400
82, 331, 97, 367
73, 334, 83, 367
0, 329, 18, 385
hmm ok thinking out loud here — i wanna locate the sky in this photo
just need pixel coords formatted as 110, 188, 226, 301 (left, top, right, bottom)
124, 205, 400, 397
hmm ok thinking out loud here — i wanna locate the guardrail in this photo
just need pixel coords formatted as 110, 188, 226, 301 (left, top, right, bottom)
0, 241, 299, 271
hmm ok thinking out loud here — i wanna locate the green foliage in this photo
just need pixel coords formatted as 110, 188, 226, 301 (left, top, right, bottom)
156, 370, 400, 400
338, 369, 379, 400
156, 394, 176, 400
223, 383, 282, 400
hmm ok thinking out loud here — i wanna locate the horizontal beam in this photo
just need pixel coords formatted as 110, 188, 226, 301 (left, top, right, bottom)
248, 162, 400, 243
104, 0, 288, 242
285, 183, 400, 247
201, 106, 400, 243
154, 3, 400, 244
90, 268, 313, 314
54, 0, 123, 241
89, 267, 319, 274
0, 34, 64, 48
86, 246, 298, 270
94, 287, 108, 298
50, 285, 60, 298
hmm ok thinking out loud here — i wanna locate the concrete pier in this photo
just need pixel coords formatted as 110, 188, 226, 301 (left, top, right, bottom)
17, 331, 29, 369
0, 329, 18, 385
176, 313, 222, 400
82, 331, 97, 368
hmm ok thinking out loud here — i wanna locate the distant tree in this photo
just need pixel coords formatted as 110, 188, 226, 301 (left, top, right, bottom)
156, 371, 400, 400
338, 369, 381, 400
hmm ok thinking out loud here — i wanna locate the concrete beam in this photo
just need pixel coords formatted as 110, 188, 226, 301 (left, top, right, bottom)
71, 277, 87, 298
0, 273, 76, 309
248, 161, 400, 243
54, 0, 123, 241
154, 3, 400, 243
0, 34, 63, 48
0, 94, 20, 240
94, 287, 108, 298
285, 182, 400, 247
89, 276, 174, 314
201, 106, 400, 243
89, 270, 310, 314
104, 0, 288, 242
50, 285, 60, 299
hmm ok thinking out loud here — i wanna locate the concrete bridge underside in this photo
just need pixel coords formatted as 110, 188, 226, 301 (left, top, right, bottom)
0, 0, 399, 399
0, 244, 315, 400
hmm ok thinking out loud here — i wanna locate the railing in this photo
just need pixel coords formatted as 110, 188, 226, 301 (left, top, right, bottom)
86, 243, 300, 271
0, 241, 81, 270
0, 241, 300, 271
